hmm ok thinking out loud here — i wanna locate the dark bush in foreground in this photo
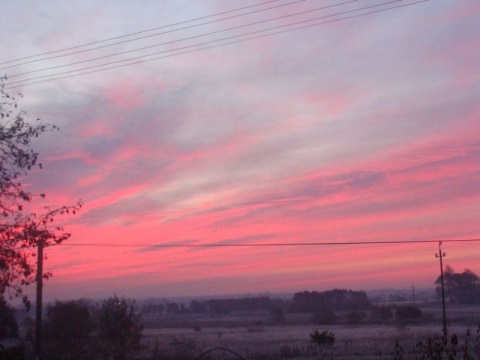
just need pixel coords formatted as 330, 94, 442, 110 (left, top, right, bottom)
96, 295, 143, 360
310, 329, 335, 347
43, 299, 95, 360
0, 296, 18, 338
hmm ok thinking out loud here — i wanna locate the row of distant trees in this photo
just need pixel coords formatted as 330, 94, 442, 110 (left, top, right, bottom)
290, 289, 371, 312
140, 293, 424, 326
142, 289, 372, 316
141, 270, 480, 317
310, 304, 424, 326
142, 296, 279, 315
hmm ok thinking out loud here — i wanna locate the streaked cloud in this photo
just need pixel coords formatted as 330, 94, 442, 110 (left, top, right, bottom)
3, 0, 480, 300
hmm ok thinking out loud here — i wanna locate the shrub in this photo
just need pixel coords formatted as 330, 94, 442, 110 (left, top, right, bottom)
394, 326, 480, 360
96, 295, 143, 360
168, 335, 199, 360
0, 296, 18, 338
279, 344, 303, 358
415, 334, 458, 359
43, 299, 95, 360
310, 329, 335, 347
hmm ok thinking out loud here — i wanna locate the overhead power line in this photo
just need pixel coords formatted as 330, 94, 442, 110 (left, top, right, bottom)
7, 0, 359, 78
1, 0, 306, 71
58, 238, 480, 249
0, 0, 292, 66
5, 0, 428, 90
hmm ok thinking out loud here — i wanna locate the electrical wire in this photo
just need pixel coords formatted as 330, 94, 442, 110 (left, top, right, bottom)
0, 0, 289, 66
7, 0, 358, 78
57, 238, 480, 248
5, 0, 428, 90
1, 0, 307, 71
4, 0, 419, 86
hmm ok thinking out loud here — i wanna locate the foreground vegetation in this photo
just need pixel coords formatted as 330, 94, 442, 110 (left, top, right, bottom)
142, 323, 480, 359
2, 288, 480, 359
2, 273, 480, 358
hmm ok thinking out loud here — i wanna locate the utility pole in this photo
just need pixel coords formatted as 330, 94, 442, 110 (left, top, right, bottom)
412, 283, 416, 305
435, 241, 447, 339
35, 240, 44, 360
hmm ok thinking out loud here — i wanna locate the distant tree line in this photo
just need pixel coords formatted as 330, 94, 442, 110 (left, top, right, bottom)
142, 296, 281, 315
436, 266, 480, 305
142, 289, 372, 316
194, 296, 276, 314
141, 266, 480, 316
289, 289, 371, 313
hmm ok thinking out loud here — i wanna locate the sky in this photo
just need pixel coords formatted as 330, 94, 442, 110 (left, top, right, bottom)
1, 0, 479, 302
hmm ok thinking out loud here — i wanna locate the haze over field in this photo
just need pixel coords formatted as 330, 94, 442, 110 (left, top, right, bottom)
1, 0, 479, 301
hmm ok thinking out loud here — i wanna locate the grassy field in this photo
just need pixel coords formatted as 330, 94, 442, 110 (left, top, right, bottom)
142, 324, 468, 359
139, 304, 480, 359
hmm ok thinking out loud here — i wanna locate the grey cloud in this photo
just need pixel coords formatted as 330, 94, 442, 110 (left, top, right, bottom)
136, 238, 200, 253
134, 234, 276, 254
202, 170, 386, 229
294, 171, 386, 199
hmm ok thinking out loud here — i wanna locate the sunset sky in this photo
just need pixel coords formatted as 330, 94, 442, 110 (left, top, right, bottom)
1, 0, 479, 302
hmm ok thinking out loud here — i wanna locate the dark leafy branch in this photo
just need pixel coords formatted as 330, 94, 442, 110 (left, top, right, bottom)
0, 75, 82, 309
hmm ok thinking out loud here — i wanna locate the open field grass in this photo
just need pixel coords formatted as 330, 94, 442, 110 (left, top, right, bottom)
142, 324, 471, 359
139, 304, 480, 359
144, 325, 476, 359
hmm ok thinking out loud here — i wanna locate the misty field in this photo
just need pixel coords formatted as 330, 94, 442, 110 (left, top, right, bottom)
142, 324, 458, 359
138, 306, 480, 359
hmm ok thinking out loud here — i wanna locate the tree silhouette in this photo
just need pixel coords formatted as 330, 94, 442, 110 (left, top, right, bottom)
43, 300, 95, 360
0, 293, 18, 338
0, 77, 82, 308
96, 295, 143, 360
291, 289, 371, 313
435, 266, 480, 304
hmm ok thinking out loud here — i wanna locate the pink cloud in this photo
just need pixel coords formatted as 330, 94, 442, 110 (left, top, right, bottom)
7, 0, 479, 301
104, 81, 146, 109
79, 117, 114, 138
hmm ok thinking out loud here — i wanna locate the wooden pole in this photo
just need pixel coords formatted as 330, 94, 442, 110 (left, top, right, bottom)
35, 241, 44, 359
436, 241, 447, 338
